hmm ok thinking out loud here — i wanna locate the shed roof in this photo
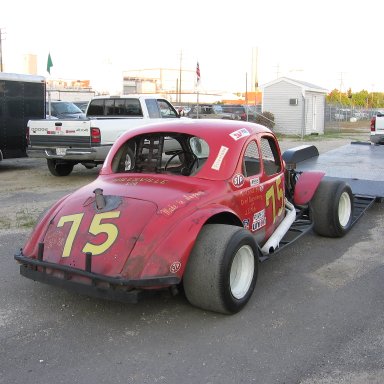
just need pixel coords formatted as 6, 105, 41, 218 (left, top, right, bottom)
262, 77, 328, 94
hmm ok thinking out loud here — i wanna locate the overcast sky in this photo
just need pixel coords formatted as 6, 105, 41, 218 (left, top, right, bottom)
1, 0, 382, 94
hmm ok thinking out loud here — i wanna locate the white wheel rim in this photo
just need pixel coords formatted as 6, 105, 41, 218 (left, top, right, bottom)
338, 191, 352, 227
230, 245, 254, 300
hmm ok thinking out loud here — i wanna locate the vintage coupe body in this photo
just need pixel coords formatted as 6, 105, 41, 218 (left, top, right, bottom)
15, 119, 355, 314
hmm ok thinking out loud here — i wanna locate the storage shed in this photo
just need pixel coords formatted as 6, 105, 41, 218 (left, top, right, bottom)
262, 77, 328, 137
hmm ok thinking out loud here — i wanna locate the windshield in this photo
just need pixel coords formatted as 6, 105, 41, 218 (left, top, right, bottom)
49, 102, 83, 115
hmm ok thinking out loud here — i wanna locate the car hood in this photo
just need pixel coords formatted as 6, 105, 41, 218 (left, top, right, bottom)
39, 174, 216, 277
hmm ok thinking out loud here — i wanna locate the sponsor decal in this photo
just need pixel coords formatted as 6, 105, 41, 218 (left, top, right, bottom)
252, 209, 266, 231
112, 176, 168, 186
211, 146, 229, 171
229, 128, 250, 141
170, 261, 181, 273
250, 177, 260, 187
159, 191, 205, 216
232, 173, 245, 188
242, 219, 250, 230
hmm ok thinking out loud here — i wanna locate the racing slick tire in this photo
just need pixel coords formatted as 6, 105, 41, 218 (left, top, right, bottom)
47, 159, 74, 176
310, 179, 354, 238
183, 224, 259, 314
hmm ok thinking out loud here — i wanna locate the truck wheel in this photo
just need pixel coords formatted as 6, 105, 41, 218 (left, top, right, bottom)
183, 224, 258, 314
47, 159, 74, 176
311, 179, 354, 237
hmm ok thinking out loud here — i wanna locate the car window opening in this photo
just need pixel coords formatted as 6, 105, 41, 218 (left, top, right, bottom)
111, 133, 209, 176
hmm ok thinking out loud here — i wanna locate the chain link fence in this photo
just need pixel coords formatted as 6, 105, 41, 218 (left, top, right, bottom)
325, 103, 375, 132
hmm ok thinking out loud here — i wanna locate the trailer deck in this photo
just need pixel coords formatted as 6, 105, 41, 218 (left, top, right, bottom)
296, 142, 384, 199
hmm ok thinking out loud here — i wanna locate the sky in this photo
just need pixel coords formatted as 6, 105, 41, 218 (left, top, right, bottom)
1, 0, 383, 95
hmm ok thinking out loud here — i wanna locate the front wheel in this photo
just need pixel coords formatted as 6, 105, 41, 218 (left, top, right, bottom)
47, 159, 74, 176
183, 224, 259, 314
311, 179, 354, 237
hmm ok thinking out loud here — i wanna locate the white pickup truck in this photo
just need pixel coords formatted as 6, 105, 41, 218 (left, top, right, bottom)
27, 95, 180, 176
370, 110, 384, 144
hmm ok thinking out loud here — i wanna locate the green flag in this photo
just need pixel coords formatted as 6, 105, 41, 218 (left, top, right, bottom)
47, 53, 53, 74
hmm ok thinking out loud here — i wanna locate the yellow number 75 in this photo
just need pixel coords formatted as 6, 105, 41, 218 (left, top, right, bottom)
265, 177, 284, 223
57, 211, 121, 258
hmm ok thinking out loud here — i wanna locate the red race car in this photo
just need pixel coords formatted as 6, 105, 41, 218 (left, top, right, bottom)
15, 119, 356, 314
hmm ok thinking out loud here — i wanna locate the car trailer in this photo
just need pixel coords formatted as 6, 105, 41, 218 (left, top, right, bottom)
273, 142, 384, 258
291, 141, 384, 222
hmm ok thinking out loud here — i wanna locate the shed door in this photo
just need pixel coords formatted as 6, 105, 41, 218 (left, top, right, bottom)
312, 95, 317, 132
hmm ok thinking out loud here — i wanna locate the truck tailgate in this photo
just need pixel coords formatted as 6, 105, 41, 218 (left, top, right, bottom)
28, 120, 91, 147
375, 116, 384, 131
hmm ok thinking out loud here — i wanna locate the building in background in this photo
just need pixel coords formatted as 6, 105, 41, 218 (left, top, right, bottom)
122, 67, 240, 105
23, 54, 37, 75
262, 77, 327, 137
46, 79, 96, 102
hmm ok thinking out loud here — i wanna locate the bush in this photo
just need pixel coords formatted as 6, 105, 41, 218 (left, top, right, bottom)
255, 111, 275, 129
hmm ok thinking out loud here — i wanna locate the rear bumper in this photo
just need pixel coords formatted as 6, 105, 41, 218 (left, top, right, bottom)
370, 133, 384, 144
27, 146, 111, 161
15, 253, 180, 303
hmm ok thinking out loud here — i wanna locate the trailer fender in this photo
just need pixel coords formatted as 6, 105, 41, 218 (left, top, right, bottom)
294, 171, 325, 205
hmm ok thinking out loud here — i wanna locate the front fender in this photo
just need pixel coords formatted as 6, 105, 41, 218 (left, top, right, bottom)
121, 205, 240, 282
294, 171, 325, 205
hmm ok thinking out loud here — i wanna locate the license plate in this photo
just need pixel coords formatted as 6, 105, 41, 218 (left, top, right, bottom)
56, 148, 67, 156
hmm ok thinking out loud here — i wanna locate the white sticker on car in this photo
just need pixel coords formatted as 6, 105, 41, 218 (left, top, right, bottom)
212, 146, 229, 170
230, 128, 250, 141
252, 209, 266, 231
250, 177, 260, 186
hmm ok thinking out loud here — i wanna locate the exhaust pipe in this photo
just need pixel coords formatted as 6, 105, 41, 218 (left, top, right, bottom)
261, 199, 296, 255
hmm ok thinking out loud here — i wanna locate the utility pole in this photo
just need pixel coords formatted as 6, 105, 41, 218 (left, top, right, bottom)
251, 47, 259, 92
338, 71, 345, 103
274, 63, 280, 79
0, 28, 4, 72
178, 50, 182, 104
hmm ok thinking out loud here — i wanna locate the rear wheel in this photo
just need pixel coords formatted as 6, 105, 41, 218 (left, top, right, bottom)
311, 179, 354, 237
183, 224, 259, 314
47, 159, 74, 176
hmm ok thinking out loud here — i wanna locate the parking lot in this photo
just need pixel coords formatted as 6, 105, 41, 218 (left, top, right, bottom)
1, 132, 383, 384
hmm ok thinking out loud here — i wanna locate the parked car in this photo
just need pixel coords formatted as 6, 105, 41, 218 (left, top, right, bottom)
46, 101, 86, 119
73, 101, 89, 113
187, 104, 238, 120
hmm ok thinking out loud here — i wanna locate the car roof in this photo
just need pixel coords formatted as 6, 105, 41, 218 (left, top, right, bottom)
90, 94, 164, 100
102, 119, 274, 180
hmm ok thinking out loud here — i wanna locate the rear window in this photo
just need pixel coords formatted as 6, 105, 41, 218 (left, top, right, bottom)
111, 132, 209, 176
87, 98, 143, 117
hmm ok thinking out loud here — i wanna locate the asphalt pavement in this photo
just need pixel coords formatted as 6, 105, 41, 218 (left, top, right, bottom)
1, 135, 383, 384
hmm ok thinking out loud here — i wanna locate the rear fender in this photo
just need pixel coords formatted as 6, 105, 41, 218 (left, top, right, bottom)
294, 171, 325, 205
124, 205, 241, 281
22, 194, 70, 257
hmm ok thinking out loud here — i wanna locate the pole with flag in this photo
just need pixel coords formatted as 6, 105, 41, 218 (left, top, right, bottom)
196, 61, 200, 119
47, 52, 53, 74
46, 53, 53, 117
